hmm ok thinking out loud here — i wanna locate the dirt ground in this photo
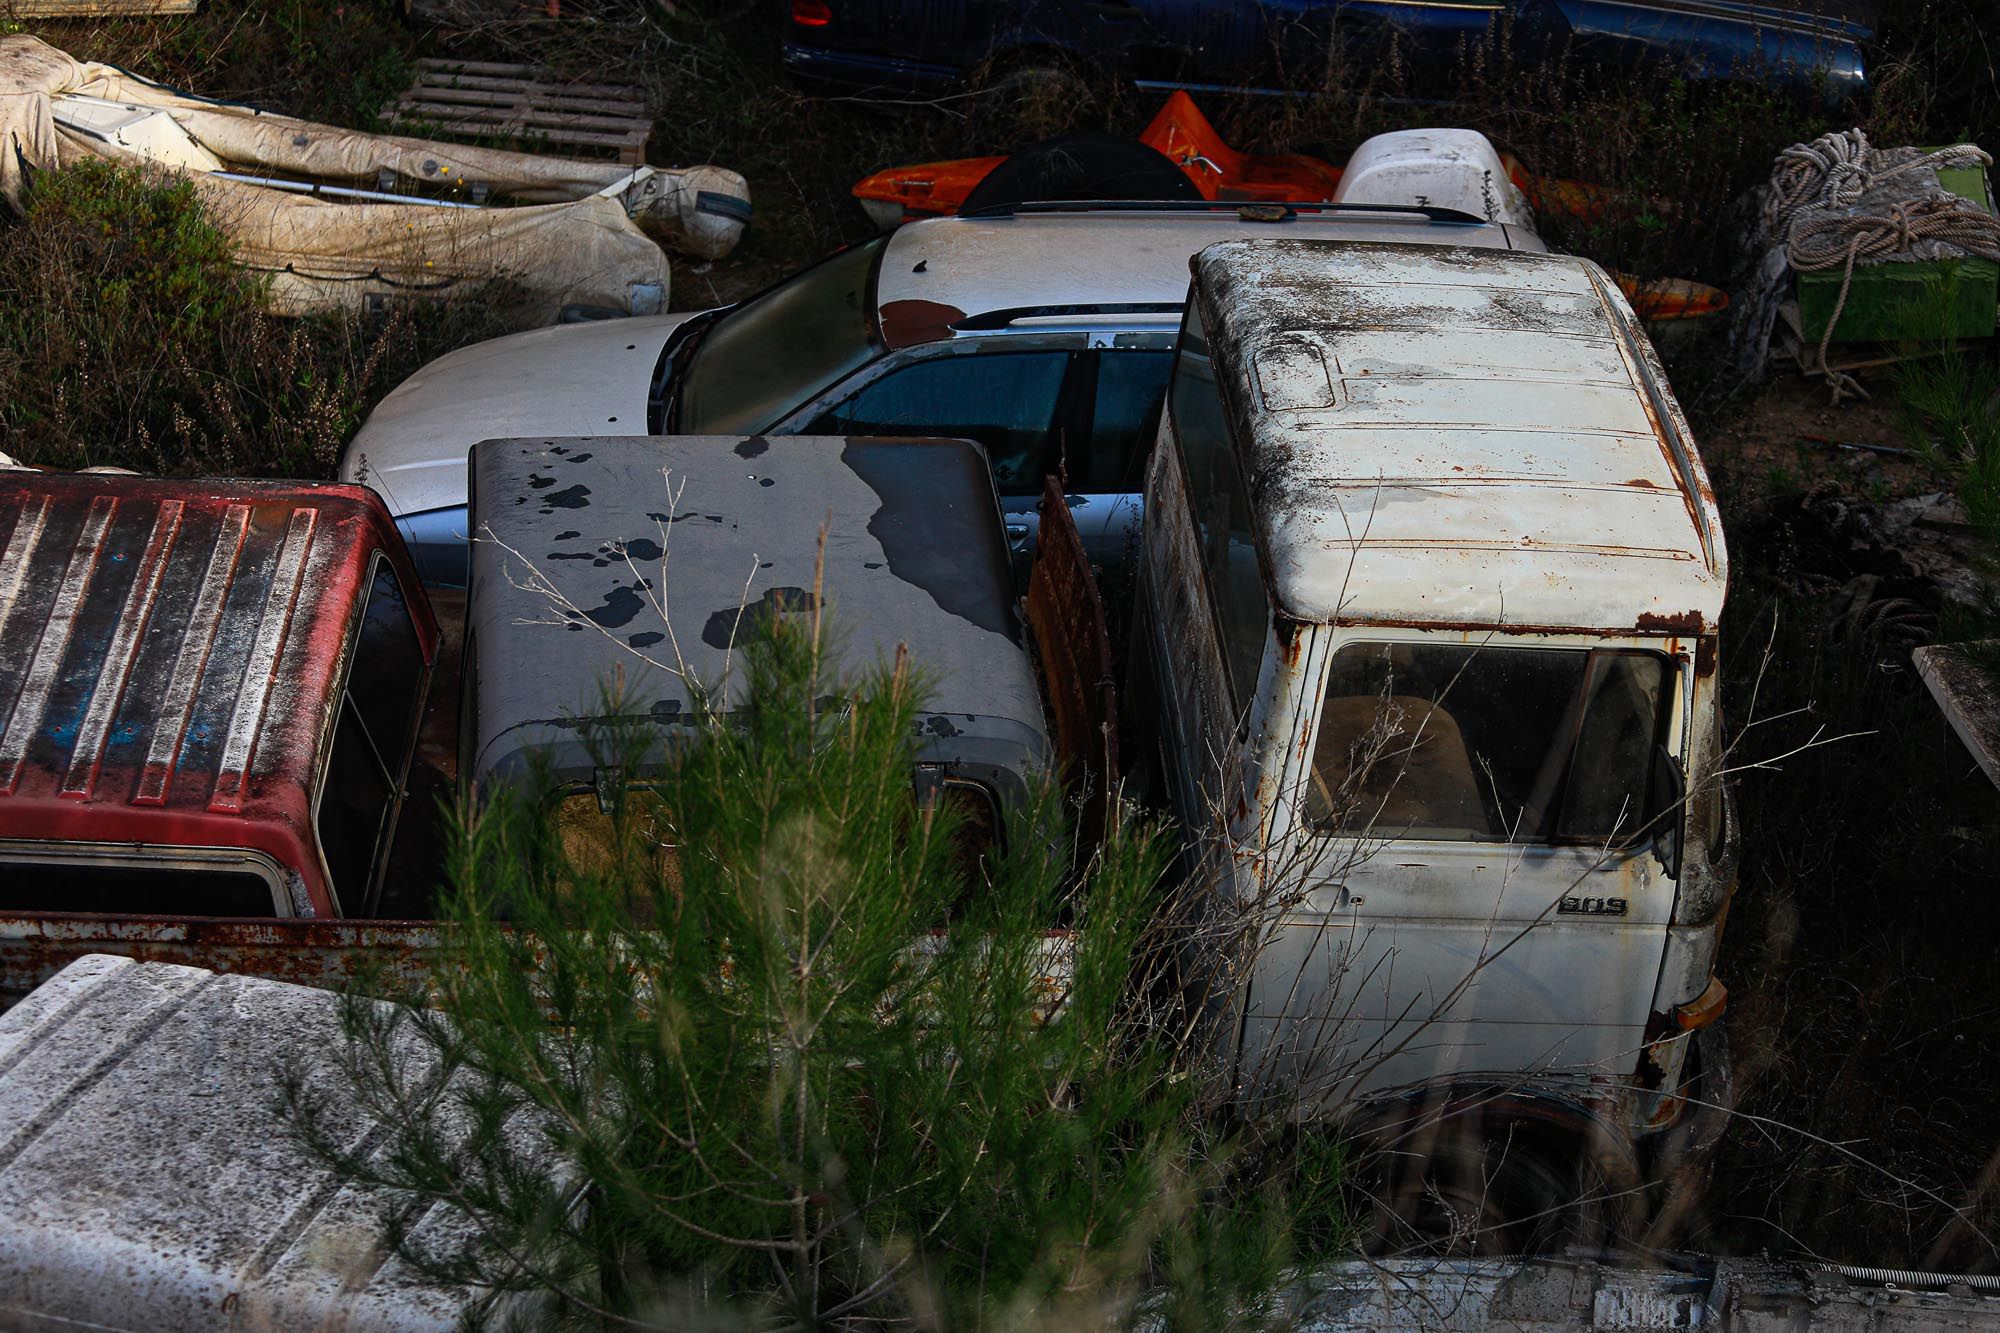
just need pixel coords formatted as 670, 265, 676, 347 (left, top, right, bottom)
1685, 358, 2000, 1269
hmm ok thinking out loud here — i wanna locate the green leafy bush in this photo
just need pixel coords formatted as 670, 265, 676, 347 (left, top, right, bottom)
289, 613, 1348, 1328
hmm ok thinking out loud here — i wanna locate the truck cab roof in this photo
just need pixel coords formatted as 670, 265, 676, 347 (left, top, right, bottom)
1192, 240, 1728, 636
466, 435, 1049, 805
0, 474, 435, 914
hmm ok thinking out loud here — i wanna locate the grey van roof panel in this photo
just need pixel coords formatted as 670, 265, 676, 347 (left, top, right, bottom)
467, 435, 1048, 792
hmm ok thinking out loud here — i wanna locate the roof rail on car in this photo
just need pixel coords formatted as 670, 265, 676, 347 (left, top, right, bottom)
949, 302, 1186, 332
955, 199, 1491, 226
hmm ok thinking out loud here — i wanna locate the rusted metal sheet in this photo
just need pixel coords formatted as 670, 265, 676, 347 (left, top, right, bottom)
0, 474, 438, 915
0, 914, 441, 1005
1024, 476, 1118, 836
1266, 1254, 2000, 1331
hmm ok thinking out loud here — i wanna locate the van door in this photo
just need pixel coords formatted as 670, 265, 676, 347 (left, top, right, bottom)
1235, 634, 1687, 1109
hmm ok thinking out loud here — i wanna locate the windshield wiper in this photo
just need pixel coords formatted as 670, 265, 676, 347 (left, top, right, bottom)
646, 308, 725, 433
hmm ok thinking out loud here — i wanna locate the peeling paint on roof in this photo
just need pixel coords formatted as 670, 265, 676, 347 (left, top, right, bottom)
467, 435, 1047, 794
0, 475, 436, 912
1194, 240, 1728, 633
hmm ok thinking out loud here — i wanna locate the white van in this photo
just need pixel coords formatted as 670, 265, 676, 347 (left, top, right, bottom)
1136, 239, 1736, 1243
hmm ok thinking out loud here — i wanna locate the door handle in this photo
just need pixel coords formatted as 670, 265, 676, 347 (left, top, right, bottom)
1005, 522, 1031, 548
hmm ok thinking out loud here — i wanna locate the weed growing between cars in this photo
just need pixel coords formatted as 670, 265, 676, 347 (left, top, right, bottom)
1896, 283, 2000, 568
285, 606, 1355, 1329
0, 159, 527, 475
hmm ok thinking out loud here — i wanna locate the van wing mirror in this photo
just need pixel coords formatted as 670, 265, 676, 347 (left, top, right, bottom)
1649, 743, 1684, 880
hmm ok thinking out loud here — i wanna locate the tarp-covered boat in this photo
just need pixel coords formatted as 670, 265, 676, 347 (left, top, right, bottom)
0, 35, 752, 319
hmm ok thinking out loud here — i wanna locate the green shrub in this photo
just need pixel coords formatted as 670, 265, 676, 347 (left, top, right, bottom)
287, 614, 1348, 1328
1899, 320, 2000, 561
0, 159, 524, 477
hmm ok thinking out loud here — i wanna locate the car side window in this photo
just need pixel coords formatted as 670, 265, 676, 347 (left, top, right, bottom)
316, 558, 423, 914
804, 351, 1073, 494
1086, 349, 1174, 490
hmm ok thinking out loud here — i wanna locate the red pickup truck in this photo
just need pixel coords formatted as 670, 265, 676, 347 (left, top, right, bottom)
0, 474, 457, 995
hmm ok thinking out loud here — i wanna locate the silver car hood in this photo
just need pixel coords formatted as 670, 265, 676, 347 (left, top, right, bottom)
338, 312, 702, 519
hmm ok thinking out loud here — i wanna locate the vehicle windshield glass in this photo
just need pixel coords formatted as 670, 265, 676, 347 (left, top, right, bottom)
1305, 642, 1673, 846
676, 238, 887, 434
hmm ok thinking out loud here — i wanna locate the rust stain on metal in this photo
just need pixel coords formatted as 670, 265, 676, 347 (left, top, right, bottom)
1335, 614, 1651, 637
0, 914, 447, 1001
1024, 478, 1118, 839
1693, 635, 1718, 677
877, 298, 965, 350
1635, 609, 1704, 635
1275, 615, 1307, 666
1634, 1014, 1676, 1091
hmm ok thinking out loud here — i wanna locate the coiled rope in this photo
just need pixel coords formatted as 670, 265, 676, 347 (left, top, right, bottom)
1762, 129, 2000, 400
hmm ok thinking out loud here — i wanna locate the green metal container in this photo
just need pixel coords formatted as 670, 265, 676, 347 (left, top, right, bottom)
1795, 157, 2000, 344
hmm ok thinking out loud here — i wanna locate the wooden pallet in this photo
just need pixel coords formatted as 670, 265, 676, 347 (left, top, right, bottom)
388, 58, 651, 164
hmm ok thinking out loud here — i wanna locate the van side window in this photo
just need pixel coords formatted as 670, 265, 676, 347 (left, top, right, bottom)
1169, 308, 1267, 708
1306, 643, 1672, 846
316, 559, 424, 912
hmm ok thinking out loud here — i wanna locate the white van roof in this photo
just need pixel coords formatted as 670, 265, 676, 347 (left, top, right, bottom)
1193, 240, 1728, 636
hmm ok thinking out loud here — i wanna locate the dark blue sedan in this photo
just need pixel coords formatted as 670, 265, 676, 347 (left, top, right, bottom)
782, 0, 1872, 102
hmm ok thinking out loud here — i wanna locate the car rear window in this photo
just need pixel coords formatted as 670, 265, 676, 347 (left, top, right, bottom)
315, 558, 424, 913
0, 859, 279, 917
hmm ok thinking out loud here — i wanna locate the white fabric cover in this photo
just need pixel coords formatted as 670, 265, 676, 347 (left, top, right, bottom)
0, 36, 751, 317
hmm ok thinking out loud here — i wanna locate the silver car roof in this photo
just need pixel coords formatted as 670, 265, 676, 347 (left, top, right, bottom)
341, 207, 1539, 525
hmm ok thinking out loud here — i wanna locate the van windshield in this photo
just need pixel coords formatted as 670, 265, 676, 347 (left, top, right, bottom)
676, 238, 887, 435
1306, 642, 1673, 845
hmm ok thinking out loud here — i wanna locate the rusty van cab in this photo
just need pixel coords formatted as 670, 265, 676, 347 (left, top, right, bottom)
1136, 239, 1737, 1238
0, 474, 437, 928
